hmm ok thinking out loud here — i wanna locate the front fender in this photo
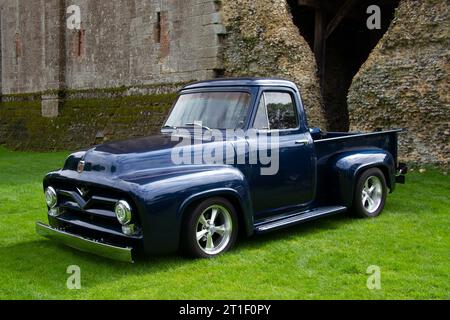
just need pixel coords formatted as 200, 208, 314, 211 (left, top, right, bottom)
332, 150, 396, 207
178, 187, 253, 235
128, 166, 253, 254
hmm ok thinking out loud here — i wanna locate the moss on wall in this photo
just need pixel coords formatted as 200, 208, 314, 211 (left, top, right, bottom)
0, 93, 176, 151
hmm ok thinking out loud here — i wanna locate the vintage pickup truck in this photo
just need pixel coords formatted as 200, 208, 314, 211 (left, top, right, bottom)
36, 78, 407, 262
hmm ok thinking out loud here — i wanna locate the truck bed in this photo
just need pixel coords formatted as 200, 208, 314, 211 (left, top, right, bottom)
312, 129, 402, 162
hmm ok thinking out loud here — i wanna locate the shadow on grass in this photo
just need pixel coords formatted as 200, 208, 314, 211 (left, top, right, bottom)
238, 213, 354, 251
0, 212, 358, 295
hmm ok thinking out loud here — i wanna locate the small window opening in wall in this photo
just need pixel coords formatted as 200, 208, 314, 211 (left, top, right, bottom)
156, 12, 161, 43
15, 32, 22, 61
74, 26, 85, 57
157, 11, 170, 58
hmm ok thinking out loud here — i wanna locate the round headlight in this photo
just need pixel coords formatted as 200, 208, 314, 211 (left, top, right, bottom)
115, 200, 132, 225
45, 187, 57, 209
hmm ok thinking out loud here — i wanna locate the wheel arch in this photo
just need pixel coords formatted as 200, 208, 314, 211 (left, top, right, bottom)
178, 188, 254, 241
332, 150, 396, 207
353, 163, 391, 192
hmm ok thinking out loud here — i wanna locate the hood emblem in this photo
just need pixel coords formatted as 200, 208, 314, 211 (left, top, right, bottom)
76, 187, 88, 197
77, 160, 85, 173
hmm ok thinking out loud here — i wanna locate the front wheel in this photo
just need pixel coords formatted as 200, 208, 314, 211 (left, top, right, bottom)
182, 197, 238, 258
352, 168, 387, 218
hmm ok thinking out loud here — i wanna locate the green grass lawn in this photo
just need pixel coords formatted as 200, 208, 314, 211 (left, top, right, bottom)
0, 146, 448, 300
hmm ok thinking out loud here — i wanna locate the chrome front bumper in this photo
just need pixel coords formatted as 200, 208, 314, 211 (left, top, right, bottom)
36, 222, 134, 263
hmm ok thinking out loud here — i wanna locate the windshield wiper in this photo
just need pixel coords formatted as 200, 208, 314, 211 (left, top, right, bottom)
185, 123, 212, 131
162, 125, 177, 130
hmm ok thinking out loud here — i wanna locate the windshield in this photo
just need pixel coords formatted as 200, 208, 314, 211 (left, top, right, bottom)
164, 91, 251, 130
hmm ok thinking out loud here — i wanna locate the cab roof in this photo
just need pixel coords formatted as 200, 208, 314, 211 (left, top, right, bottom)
181, 77, 299, 91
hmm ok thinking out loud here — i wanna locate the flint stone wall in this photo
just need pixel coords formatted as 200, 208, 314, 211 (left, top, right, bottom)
348, 0, 449, 164
221, 0, 328, 129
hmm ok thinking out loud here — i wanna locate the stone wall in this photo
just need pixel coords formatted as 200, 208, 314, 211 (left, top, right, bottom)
0, 0, 224, 94
63, 0, 224, 89
221, 0, 327, 129
348, 0, 449, 165
0, 0, 62, 94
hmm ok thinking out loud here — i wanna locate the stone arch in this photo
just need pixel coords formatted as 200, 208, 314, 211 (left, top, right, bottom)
287, 0, 400, 131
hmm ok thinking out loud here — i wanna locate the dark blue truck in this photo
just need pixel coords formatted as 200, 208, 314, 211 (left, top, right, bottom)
36, 78, 407, 262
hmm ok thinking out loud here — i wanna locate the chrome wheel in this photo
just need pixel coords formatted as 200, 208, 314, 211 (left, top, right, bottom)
361, 176, 383, 214
196, 205, 233, 255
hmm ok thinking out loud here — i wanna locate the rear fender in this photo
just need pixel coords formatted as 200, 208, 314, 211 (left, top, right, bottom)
332, 150, 396, 207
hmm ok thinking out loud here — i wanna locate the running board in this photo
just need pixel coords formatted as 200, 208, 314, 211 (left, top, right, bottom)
254, 206, 347, 234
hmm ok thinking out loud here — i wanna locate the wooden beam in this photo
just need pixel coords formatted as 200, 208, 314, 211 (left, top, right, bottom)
314, 9, 326, 92
297, 0, 318, 8
313, 9, 325, 66
325, 0, 357, 39
298, 0, 362, 22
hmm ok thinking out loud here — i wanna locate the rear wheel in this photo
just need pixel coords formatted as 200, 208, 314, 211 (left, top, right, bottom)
352, 168, 387, 218
183, 197, 238, 258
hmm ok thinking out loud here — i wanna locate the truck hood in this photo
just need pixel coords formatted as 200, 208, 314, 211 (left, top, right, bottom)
63, 133, 235, 178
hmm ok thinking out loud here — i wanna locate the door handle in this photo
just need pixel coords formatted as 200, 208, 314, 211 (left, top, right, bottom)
295, 139, 309, 146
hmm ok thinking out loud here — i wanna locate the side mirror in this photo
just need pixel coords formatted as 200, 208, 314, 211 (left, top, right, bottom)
309, 127, 323, 140
309, 127, 322, 135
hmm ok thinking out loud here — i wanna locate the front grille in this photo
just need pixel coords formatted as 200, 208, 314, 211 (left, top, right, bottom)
58, 189, 118, 224
50, 181, 140, 233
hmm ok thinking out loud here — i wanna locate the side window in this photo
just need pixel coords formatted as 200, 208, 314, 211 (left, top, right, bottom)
253, 94, 270, 130
265, 92, 298, 130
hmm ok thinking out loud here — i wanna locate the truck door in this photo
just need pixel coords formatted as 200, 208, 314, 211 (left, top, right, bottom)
249, 89, 316, 218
